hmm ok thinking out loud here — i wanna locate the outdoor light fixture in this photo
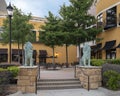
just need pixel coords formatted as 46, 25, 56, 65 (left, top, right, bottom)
7, 2, 13, 64
55, 52, 59, 58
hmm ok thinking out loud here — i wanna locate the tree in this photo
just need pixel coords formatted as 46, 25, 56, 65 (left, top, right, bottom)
59, 0, 102, 64
59, 4, 76, 67
39, 11, 63, 68
1, 6, 33, 63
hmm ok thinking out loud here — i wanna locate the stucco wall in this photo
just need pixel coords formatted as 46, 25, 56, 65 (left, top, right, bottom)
96, 0, 120, 59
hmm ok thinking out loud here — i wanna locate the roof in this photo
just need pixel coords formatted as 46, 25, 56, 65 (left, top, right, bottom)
0, 0, 7, 16
30, 16, 47, 22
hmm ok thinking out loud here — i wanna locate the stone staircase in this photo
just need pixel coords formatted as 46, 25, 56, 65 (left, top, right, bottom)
37, 78, 82, 90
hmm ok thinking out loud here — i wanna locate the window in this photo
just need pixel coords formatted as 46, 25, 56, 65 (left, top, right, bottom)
97, 13, 103, 28
0, 49, 8, 63
119, 13, 120, 25
104, 6, 117, 30
32, 30, 36, 42
27, 30, 36, 42
0, 26, 3, 40
0, 27, 3, 33
96, 51, 102, 59
106, 49, 116, 59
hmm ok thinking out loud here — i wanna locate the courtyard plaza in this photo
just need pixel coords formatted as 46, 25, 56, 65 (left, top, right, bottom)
8, 67, 120, 96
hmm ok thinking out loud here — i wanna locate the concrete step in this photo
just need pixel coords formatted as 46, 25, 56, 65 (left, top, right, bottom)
37, 78, 82, 90
37, 81, 80, 85
37, 85, 82, 90
38, 78, 79, 82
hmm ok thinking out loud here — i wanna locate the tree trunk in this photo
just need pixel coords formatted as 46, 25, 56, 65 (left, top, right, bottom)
66, 44, 69, 68
52, 47, 55, 69
78, 43, 81, 65
17, 39, 20, 63
22, 42, 24, 65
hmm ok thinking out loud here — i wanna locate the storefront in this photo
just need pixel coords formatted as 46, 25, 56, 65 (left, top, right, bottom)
0, 49, 8, 63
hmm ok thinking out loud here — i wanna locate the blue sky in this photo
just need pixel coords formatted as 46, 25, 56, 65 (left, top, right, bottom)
5, 0, 70, 17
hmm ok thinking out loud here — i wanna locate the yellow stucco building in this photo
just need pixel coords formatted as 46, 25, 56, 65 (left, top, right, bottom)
0, 0, 77, 65
95, 0, 120, 59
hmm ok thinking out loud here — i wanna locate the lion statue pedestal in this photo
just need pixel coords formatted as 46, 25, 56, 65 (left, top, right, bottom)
17, 42, 37, 93
76, 43, 102, 90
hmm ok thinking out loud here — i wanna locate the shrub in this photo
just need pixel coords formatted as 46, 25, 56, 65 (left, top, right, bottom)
7, 66, 19, 77
91, 59, 105, 66
0, 68, 7, 72
0, 69, 12, 95
0, 67, 19, 95
105, 59, 120, 65
103, 70, 120, 90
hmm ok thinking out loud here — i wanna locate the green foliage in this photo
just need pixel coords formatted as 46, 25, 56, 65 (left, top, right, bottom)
105, 59, 120, 65
59, 0, 102, 44
1, 6, 33, 45
0, 69, 10, 85
39, 12, 64, 66
39, 12, 63, 47
91, 59, 105, 66
7, 66, 19, 77
103, 70, 120, 90
0, 78, 6, 84
59, 0, 102, 65
0, 68, 7, 84
0, 68, 7, 72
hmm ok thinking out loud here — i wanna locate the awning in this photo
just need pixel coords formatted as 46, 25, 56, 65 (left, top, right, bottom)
104, 24, 117, 30
93, 43, 102, 52
102, 40, 116, 50
12, 49, 22, 55
115, 43, 120, 48
39, 50, 47, 58
0, 49, 8, 54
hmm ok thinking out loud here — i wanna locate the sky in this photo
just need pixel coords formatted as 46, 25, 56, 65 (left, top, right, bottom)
5, 0, 70, 18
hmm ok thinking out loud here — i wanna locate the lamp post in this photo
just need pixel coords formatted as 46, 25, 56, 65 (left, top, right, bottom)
7, 3, 13, 64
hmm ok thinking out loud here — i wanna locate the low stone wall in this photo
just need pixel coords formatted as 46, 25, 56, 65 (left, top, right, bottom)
6, 84, 17, 94
76, 66, 102, 89
0, 84, 17, 95
0, 66, 38, 95
17, 66, 38, 93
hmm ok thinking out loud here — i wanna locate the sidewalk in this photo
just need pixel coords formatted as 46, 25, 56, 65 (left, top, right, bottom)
40, 67, 75, 79
37, 88, 120, 96
9, 87, 120, 96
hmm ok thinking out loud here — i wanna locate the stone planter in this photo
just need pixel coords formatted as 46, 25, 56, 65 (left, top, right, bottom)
76, 66, 102, 90
17, 66, 38, 93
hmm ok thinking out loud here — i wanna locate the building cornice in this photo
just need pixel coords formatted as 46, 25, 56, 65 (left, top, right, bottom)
96, 2, 120, 17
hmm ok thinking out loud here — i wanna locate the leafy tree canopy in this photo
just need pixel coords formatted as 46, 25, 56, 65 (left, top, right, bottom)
1, 6, 34, 44
39, 11, 63, 48
59, 0, 102, 44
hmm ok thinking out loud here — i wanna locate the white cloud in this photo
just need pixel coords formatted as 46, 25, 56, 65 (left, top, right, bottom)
5, 0, 70, 17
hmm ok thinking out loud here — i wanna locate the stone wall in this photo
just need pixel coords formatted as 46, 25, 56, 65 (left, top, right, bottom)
5, 84, 17, 94
76, 66, 102, 89
0, 84, 17, 95
17, 66, 38, 93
